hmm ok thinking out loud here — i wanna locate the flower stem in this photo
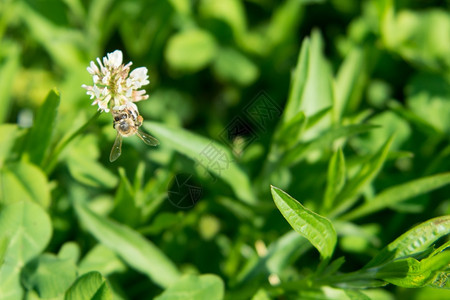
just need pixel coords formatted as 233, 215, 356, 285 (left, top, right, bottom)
43, 111, 101, 174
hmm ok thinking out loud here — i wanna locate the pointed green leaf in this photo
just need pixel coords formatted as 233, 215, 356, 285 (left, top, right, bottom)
143, 121, 255, 204
22, 89, 60, 166
334, 47, 366, 121
74, 201, 180, 288
366, 216, 450, 268
65, 271, 112, 300
342, 173, 450, 221
373, 252, 450, 288
155, 274, 224, 300
323, 147, 346, 213
271, 186, 336, 259
283, 36, 310, 122
331, 135, 394, 218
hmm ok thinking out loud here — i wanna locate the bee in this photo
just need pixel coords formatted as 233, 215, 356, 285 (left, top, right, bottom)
110, 108, 159, 162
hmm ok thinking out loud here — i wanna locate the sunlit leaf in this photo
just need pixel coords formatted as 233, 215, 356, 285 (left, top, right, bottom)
65, 271, 112, 300
372, 252, 450, 288
155, 274, 224, 300
74, 200, 180, 288
365, 216, 450, 268
271, 186, 337, 259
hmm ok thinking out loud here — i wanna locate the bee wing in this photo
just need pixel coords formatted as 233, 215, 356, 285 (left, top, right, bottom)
137, 130, 159, 146
110, 132, 123, 162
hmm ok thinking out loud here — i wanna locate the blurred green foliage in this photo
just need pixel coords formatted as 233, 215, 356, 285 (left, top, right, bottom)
0, 0, 450, 299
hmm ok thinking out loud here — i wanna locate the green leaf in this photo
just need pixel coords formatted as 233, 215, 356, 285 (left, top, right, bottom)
331, 135, 394, 218
65, 271, 112, 300
22, 89, 60, 166
74, 201, 180, 288
21, 253, 77, 298
165, 29, 218, 72
365, 216, 450, 269
143, 121, 256, 205
0, 201, 52, 265
271, 186, 337, 259
333, 46, 366, 121
297, 30, 333, 135
322, 147, 346, 213
341, 173, 450, 221
372, 252, 450, 288
155, 274, 224, 300
212, 47, 259, 86
0, 161, 51, 208
283, 35, 310, 122
0, 201, 52, 299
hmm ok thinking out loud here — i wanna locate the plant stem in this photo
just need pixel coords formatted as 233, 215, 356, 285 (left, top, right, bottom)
43, 111, 101, 174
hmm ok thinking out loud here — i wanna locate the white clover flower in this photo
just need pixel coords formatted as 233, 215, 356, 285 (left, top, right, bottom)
82, 50, 150, 113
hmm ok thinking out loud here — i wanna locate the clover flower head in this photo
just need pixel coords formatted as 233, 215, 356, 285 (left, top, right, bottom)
81, 50, 150, 113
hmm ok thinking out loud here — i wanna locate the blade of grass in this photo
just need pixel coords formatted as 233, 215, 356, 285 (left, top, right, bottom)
74, 200, 180, 288
341, 172, 450, 221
